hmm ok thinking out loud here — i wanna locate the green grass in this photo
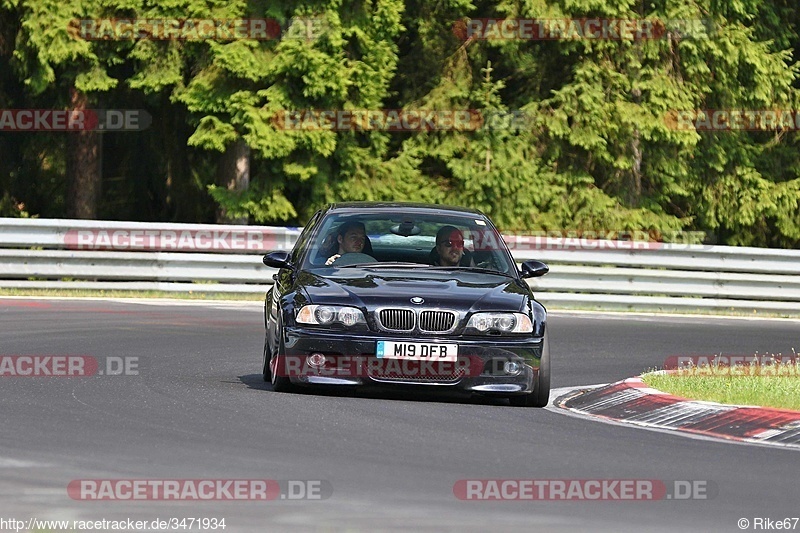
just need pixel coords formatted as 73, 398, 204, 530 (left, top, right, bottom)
642, 359, 800, 410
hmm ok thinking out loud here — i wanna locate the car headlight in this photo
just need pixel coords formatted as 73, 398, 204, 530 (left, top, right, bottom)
466, 312, 533, 334
296, 305, 366, 326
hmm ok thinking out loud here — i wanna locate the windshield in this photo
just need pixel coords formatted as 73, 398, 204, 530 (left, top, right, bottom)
300, 210, 517, 275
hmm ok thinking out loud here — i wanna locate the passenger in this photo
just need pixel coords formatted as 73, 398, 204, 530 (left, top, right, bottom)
325, 221, 367, 265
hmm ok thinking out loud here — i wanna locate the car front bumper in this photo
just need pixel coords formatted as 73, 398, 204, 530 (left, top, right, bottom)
277, 327, 544, 395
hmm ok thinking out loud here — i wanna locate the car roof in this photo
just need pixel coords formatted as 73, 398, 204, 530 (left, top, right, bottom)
324, 202, 488, 218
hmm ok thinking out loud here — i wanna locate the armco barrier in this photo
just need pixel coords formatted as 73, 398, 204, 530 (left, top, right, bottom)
1, 218, 799, 315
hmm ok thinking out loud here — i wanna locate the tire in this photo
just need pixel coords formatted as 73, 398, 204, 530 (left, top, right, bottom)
262, 335, 271, 382
269, 331, 294, 393
509, 331, 550, 408
262, 292, 272, 382
270, 356, 294, 392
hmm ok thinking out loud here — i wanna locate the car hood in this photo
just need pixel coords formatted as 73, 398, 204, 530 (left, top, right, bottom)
296, 268, 528, 313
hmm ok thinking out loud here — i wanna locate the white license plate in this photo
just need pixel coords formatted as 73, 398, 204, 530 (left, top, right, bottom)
376, 341, 458, 361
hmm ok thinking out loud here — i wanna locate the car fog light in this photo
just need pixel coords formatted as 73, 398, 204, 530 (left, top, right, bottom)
504, 361, 521, 375
307, 353, 327, 367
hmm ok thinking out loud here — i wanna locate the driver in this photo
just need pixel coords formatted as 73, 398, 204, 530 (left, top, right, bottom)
325, 221, 367, 265
431, 225, 472, 267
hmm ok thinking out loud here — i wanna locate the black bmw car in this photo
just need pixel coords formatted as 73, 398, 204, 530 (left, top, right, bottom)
261, 202, 551, 407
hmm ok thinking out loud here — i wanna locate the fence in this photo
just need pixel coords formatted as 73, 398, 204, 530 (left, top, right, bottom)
2, 218, 799, 315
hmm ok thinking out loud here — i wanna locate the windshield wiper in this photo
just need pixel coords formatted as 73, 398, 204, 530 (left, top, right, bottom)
337, 262, 428, 268
425, 266, 514, 278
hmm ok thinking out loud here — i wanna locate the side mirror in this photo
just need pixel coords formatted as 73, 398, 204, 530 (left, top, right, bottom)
262, 250, 292, 269
520, 260, 549, 279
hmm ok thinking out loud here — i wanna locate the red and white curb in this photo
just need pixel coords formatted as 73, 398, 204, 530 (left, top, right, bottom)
554, 377, 800, 449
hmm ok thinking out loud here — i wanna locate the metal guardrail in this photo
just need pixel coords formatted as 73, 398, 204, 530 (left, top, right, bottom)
1, 217, 799, 315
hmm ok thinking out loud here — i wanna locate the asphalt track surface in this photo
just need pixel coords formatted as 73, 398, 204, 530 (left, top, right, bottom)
1, 297, 799, 532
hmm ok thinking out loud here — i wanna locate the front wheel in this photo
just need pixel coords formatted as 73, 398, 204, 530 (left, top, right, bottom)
262, 335, 271, 382
269, 331, 295, 393
270, 355, 294, 392
509, 332, 550, 408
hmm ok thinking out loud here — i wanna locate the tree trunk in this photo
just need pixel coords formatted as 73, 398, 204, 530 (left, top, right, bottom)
629, 82, 643, 207
66, 87, 102, 219
161, 95, 201, 222
215, 138, 250, 224
630, 127, 642, 207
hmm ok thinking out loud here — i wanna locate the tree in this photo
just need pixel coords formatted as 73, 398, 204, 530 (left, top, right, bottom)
9, 0, 121, 218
